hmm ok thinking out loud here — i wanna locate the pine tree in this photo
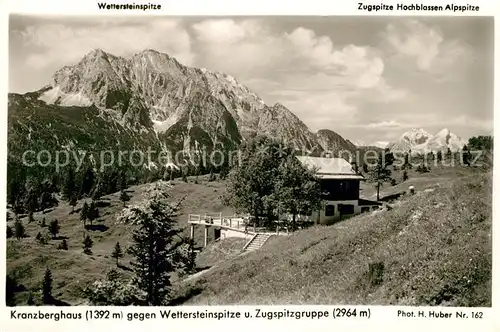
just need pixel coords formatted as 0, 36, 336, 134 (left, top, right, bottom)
24, 177, 40, 216
402, 170, 409, 181
6, 275, 17, 306
80, 202, 89, 228
368, 152, 393, 201
7, 178, 24, 213
69, 195, 78, 214
80, 166, 95, 197
181, 238, 197, 275
119, 190, 131, 207
14, 219, 25, 240
83, 235, 93, 254
87, 201, 99, 225
62, 168, 76, 201
117, 170, 128, 191
462, 144, 472, 166
436, 150, 443, 162
48, 219, 60, 239
40, 217, 47, 227
91, 181, 104, 201
28, 211, 34, 224
111, 242, 124, 266
42, 267, 53, 304
208, 170, 216, 182
27, 292, 35, 305
7, 225, 13, 238
118, 181, 184, 305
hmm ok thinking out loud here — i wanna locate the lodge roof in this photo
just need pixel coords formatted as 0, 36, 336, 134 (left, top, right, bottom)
296, 156, 365, 180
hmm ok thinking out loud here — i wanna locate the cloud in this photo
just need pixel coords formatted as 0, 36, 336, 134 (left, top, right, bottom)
190, 19, 407, 130
383, 19, 470, 73
366, 120, 404, 128
15, 18, 194, 70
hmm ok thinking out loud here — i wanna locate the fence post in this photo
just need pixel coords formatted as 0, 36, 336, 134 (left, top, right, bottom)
204, 226, 208, 247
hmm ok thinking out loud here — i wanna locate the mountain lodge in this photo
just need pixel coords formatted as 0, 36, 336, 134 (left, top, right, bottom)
295, 156, 382, 224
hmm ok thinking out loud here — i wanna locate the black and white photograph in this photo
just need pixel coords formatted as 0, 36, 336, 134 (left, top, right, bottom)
6, 14, 493, 308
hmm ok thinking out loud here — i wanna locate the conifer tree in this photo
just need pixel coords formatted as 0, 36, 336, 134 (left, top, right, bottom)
48, 219, 60, 239
7, 225, 13, 239
42, 267, 53, 304
119, 190, 131, 207
368, 152, 393, 201
69, 195, 78, 214
80, 201, 89, 228
83, 235, 93, 254
80, 166, 95, 197
27, 292, 35, 305
462, 144, 472, 166
24, 177, 40, 215
111, 242, 124, 266
62, 168, 76, 201
6, 275, 17, 306
87, 201, 99, 225
402, 170, 409, 181
118, 181, 185, 305
14, 219, 25, 240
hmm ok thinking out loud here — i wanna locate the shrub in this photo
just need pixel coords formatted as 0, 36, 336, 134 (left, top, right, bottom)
36, 232, 50, 245
48, 219, 60, 239
416, 165, 430, 173
368, 262, 385, 287
14, 220, 25, 240
6, 226, 13, 239
58, 239, 68, 250
83, 235, 93, 255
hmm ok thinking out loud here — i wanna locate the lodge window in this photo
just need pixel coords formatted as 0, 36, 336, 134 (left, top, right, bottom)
325, 205, 335, 216
340, 204, 354, 215
361, 207, 370, 213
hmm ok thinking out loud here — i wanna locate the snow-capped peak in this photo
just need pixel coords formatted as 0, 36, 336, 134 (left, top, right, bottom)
387, 128, 467, 154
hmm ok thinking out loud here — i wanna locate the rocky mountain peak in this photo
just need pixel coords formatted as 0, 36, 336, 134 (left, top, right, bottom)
34, 48, 325, 153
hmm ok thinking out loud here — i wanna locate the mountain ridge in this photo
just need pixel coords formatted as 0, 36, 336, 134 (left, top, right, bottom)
33, 48, 323, 153
387, 128, 467, 154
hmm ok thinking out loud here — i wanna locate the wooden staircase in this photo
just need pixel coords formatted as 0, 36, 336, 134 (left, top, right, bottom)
243, 233, 273, 252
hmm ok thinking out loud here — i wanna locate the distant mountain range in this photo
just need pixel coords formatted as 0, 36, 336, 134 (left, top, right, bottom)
386, 128, 467, 154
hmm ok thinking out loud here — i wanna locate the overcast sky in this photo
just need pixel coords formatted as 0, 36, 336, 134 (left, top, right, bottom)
9, 15, 493, 144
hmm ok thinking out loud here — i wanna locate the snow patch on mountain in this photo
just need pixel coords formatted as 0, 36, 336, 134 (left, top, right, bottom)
352, 139, 366, 147
387, 128, 432, 152
39, 86, 93, 107
371, 141, 389, 149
